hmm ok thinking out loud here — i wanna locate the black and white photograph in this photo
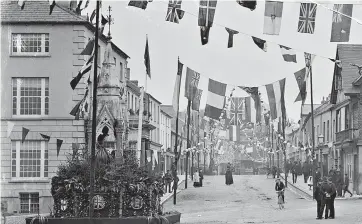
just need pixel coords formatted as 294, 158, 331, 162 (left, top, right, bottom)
1, 0, 362, 224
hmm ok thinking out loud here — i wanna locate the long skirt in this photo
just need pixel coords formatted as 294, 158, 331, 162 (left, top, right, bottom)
225, 171, 233, 185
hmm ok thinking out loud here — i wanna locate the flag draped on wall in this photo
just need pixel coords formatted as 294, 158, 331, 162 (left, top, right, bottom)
252, 37, 267, 52
205, 78, 227, 120
263, 1, 283, 35
236, 0, 256, 11
279, 45, 297, 63
244, 96, 256, 124
330, 4, 353, 42
294, 67, 307, 103
165, 0, 185, 24
144, 36, 151, 78
265, 78, 286, 120
198, 0, 217, 45
229, 125, 240, 142
298, 3, 317, 34
225, 28, 239, 48
239, 86, 261, 123
128, 0, 149, 10
172, 60, 183, 113
185, 67, 200, 100
70, 54, 94, 90
192, 88, 203, 111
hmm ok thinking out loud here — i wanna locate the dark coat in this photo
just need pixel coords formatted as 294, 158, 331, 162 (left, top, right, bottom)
302, 163, 310, 173
321, 182, 333, 199
275, 182, 285, 191
330, 183, 337, 196
314, 185, 323, 201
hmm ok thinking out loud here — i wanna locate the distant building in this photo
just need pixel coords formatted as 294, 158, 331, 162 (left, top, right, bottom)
160, 106, 172, 173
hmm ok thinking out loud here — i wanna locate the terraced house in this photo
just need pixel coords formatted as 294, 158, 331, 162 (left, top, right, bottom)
0, 1, 129, 214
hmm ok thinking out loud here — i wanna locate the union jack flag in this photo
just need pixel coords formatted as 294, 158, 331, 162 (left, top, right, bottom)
298, 3, 317, 34
185, 67, 200, 100
228, 97, 245, 127
165, 0, 185, 24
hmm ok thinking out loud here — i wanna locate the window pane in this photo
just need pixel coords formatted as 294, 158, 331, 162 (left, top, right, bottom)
20, 141, 41, 178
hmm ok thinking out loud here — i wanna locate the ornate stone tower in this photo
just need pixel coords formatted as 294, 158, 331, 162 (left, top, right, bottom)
86, 35, 126, 163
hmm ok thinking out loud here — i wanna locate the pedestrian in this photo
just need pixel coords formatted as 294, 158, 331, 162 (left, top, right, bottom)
275, 178, 285, 207
314, 181, 323, 219
297, 160, 302, 176
199, 169, 204, 187
328, 177, 337, 219
315, 167, 322, 185
164, 170, 173, 193
193, 170, 200, 187
272, 166, 277, 179
292, 162, 297, 184
343, 173, 353, 197
302, 161, 309, 183
173, 173, 179, 191
320, 177, 333, 219
335, 170, 343, 197
225, 163, 234, 185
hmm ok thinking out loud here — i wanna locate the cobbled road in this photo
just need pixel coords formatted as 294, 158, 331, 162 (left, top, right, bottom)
164, 175, 362, 224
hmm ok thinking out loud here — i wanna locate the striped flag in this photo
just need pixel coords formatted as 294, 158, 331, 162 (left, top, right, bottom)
244, 96, 256, 124
239, 86, 261, 123
70, 54, 94, 90
80, 37, 95, 55
331, 4, 353, 42
172, 60, 183, 113
229, 125, 240, 142
165, 0, 185, 24
263, 1, 283, 35
265, 78, 286, 120
205, 79, 227, 120
279, 45, 297, 63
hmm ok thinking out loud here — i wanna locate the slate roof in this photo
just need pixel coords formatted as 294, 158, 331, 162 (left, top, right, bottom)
1, 0, 86, 23
160, 105, 174, 118
337, 44, 362, 90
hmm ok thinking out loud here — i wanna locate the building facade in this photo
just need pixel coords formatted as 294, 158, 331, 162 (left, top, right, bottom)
0, 1, 130, 214
160, 106, 172, 173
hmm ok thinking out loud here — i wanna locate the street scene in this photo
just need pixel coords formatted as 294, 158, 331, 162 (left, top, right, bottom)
1, 1, 362, 224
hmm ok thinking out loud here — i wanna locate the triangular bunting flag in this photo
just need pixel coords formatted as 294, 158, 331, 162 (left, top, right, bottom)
329, 58, 342, 68
225, 27, 239, 48
7, 121, 15, 138
294, 68, 307, 103
252, 37, 267, 52
22, 127, 29, 143
90, 9, 96, 23
80, 38, 95, 55
280, 45, 297, 63
40, 133, 51, 141
237, 0, 256, 11
57, 139, 63, 157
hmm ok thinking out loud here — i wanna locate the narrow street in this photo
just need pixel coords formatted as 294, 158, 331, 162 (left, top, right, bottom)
164, 175, 362, 224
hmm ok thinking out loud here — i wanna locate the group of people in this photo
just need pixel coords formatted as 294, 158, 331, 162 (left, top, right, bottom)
285, 160, 312, 184
314, 176, 337, 219
193, 169, 204, 187
162, 170, 179, 193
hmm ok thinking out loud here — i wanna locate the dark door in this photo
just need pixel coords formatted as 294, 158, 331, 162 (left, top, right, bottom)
354, 155, 358, 194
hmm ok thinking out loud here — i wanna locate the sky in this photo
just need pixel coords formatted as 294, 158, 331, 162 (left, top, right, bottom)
85, 0, 362, 122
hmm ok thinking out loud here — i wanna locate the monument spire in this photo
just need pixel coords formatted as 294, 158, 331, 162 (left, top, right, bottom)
107, 5, 114, 40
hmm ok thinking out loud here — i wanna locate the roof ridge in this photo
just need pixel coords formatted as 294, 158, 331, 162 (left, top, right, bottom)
54, 2, 88, 23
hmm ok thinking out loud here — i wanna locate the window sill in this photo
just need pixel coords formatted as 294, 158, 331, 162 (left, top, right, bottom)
10, 54, 50, 58
9, 178, 50, 183
11, 115, 49, 120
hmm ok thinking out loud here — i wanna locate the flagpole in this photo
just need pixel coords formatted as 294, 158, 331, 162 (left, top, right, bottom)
185, 100, 191, 189
89, 0, 100, 218
197, 112, 200, 170
309, 65, 316, 200
173, 57, 181, 205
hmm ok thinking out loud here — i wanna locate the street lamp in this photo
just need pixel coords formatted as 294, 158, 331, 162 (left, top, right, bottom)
318, 135, 324, 176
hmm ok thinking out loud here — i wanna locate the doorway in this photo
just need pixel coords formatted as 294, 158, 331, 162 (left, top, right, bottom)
354, 155, 358, 194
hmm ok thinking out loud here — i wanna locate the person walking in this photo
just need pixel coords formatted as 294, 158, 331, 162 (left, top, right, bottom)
275, 178, 285, 206
328, 177, 337, 219
292, 162, 297, 184
199, 169, 204, 187
225, 163, 234, 185
314, 181, 323, 219
335, 170, 343, 197
164, 170, 173, 193
343, 173, 353, 197
302, 161, 310, 183
320, 177, 333, 219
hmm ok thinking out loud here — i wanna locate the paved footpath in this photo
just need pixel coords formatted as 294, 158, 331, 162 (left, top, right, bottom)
164, 175, 362, 224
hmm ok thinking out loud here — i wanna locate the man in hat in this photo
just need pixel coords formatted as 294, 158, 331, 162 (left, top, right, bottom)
320, 176, 333, 219
275, 177, 285, 203
328, 177, 337, 219
343, 173, 353, 197
314, 181, 323, 219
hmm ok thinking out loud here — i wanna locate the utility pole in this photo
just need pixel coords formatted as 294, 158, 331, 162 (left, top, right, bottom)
185, 100, 191, 189
197, 112, 200, 170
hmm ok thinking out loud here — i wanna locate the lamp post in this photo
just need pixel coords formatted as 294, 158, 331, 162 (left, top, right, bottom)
318, 134, 324, 177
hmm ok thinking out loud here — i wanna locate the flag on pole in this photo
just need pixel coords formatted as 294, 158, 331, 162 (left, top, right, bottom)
205, 78, 227, 120
192, 88, 203, 111
239, 86, 261, 123
128, 0, 149, 10
330, 4, 353, 42
80, 37, 95, 55
49, 0, 56, 15
22, 127, 29, 143
70, 55, 94, 90
165, 0, 185, 23
99, 15, 109, 34
144, 36, 151, 78
57, 139, 63, 157
279, 45, 297, 63
198, 0, 217, 45
70, 89, 89, 120
252, 37, 267, 52
236, 0, 256, 11
304, 52, 316, 78
225, 27, 239, 48
185, 67, 200, 100
229, 125, 240, 142
172, 60, 183, 113
294, 67, 307, 103
244, 96, 256, 124
263, 1, 283, 35
40, 134, 50, 141
265, 78, 286, 120
90, 9, 96, 23
298, 3, 317, 34
7, 121, 15, 138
